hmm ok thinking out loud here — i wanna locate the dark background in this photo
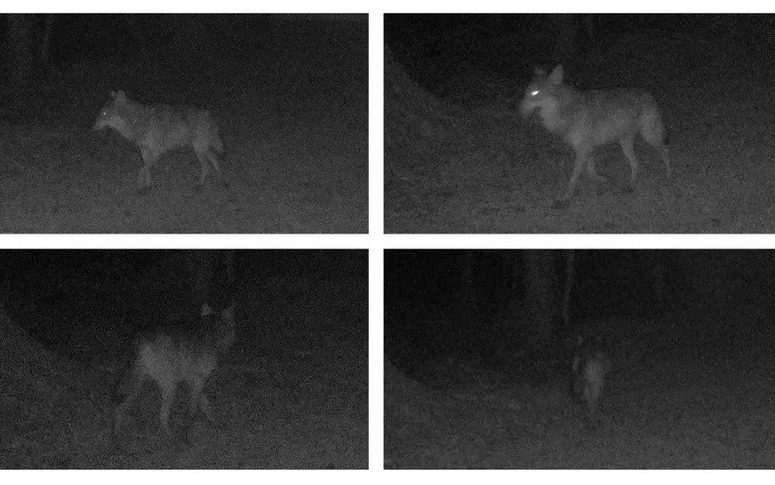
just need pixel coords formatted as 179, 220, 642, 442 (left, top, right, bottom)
385, 14, 774, 98
386, 250, 775, 369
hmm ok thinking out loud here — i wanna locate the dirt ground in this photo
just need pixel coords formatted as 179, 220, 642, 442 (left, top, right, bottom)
385, 32, 775, 233
385, 308, 775, 468
0, 266, 367, 469
0, 18, 367, 233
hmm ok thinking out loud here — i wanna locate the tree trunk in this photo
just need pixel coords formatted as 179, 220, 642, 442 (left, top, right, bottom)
550, 14, 581, 65
190, 250, 218, 308
189, 250, 237, 308
523, 250, 559, 348
7, 14, 35, 92
460, 251, 477, 322
40, 14, 54, 69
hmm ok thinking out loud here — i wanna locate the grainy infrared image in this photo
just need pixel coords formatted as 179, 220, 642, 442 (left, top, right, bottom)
1, 14, 367, 233
385, 250, 775, 468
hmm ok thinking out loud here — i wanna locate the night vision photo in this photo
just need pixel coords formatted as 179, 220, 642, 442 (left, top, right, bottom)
385, 250, 775, 468
0, 250, 367, 469
0, 14, 367, 233
385, 14, 775, 233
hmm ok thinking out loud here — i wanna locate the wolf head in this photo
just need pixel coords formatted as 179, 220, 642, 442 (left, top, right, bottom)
519, 64, 565, 118
113, 300, 238, 438
202, 301, 236, 354
93, 90, 132, 134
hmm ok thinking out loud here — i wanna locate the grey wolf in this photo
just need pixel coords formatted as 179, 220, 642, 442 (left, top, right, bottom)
520, 65, 671, 208
113, 301, 236, 438
93, 90, 228, 192
571, 335, 610, 417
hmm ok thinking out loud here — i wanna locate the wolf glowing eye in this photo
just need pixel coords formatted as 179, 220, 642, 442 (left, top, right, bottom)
530, 90, 539, 96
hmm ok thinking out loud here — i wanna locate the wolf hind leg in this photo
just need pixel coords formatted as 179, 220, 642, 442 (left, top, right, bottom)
194, 149, 211, 189
658, 145, 672, 179
619, 135, 639, 190
207, 151, 229, 187
196, 393, 214, 425
583, 383, 599, 416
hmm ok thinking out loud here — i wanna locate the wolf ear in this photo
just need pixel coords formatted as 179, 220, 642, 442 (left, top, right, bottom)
201, 302, 214, 317
548, 65, 564, 85
112, 90, 127, 102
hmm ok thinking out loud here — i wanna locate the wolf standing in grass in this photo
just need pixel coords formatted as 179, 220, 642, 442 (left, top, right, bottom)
113, 301, 236, 440
563, 250, 610, 419
571, 335, 611, 418
520, 65, 671, 208
94, 90, 228, 192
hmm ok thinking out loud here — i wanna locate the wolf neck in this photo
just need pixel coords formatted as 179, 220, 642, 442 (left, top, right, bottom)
537, 87, 574, 135
119, 103, 155, 141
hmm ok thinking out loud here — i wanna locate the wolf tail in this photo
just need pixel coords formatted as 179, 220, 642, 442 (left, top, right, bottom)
638, 100, 671, 177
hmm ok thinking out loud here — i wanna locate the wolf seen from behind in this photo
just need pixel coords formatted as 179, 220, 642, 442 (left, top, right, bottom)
113, 300, 237, 440
562, 250, 611, 420
570, 334, 610, 418
93, 90, 228, 193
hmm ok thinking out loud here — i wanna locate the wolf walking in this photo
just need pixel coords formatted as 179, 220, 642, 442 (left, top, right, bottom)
93, 90, 228, 192
571, 335, 610, 417
520, 65, 671, 207
113, 301, 236, 438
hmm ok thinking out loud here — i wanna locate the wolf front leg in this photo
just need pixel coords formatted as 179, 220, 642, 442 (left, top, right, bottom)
188, 376, 214, 424
157, 380, 176, 437
138, 147, 158, 193
553, 150, 588, 209
193, 148, 211, 190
